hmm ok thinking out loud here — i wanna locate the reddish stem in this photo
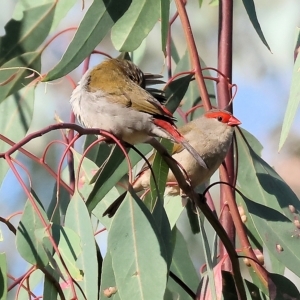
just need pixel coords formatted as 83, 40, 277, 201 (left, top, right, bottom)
174, 0, 211, 110
217, 0, 236, 271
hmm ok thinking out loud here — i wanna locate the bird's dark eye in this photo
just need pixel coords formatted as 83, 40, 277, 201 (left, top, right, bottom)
217, 116, 223, 122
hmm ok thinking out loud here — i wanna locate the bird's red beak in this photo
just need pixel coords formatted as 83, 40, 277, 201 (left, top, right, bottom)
228, 115, 241, 126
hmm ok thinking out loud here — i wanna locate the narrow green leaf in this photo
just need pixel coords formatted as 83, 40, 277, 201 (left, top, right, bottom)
108, 192, 168, 299
99, 251, 119, 300
83, 135, 113, 167
13, 0, 76, 34
65, 194, 99, 300
92, 187, 122, 230
37, 224, 83, 280
0, 51, 41, 103
169, 227, 199, 295
170, 38, 180, 64
0, 3, 54, 65
279, 37, 300, 150
86, 144, 152, 213
165, 74, 194, 114
16, 195, 51, 267
43, 275, 58, 300
0, 86, 34, 183
47, 183, 71, 225
44, 0, 131, 81
111, 0, 160, 51
164, 194, 184, 229
0, 253, 7, 300
241, 0, 271, 51
89, 145, 127, 185
198, 215, 217, 299
160, 0, 170, 51
147, 139, 173, 211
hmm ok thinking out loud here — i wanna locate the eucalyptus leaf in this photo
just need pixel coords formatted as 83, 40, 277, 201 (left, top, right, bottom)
241, 0, 271, 51
44, 0, 131, 81
279, 29, 300, 151
65, 194, 99, 300
111, 0, 160, 51
0, 253, 7, 300
0, 3, 54, 65
108, 191, 168, 300
0, 51, 41, 103
16, 195, 51, 267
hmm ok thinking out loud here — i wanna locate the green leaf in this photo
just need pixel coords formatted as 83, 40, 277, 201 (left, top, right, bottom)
236, 128, 300, 220
241, 0, 271, 51
65, 194, 99, 300
99, 251, 119, 300
146, 139, 173, 211
0, 86, 34, 183
160, 0, 170, 51
111, 0, 160, 51
86, 144, 152, 213
16, 194, 51, 267
0, 253, 7, 300
165, 74, 194, 115
0, 3, 54, 65
61, 148, 98, 199
164, 194, 184, 229
92, 187, 122, 229
89, 145, 127, 185
0, 51, 41, 103
169, 227, 198, 297
44, 0, 131, 81
37, 224, 83, 280
13, 0, 76, 34
170, 37, 180, 64
198, 215, 217, 299
279, 30, 300, 150
236, 129, 300, 279
108, 191, 168, 300
241, 196, 300, 280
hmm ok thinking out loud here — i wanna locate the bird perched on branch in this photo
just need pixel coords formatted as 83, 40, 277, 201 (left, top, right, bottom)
70, 58, 207, 169
103, 109, 241, 217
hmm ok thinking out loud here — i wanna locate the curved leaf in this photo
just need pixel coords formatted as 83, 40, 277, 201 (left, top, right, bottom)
16, 194, 51, 267
169, 227, 199, 296
108, 192, 168, 300
241, 0, 270, 51
0, 51, 41, 103
86, 144, 152, 213
0, 86, 34, 183
160, 0, 170, 51
99, 251, 119, 300
44, 0, 131, 81
13, 0, 76, 34
65, 194, 99, 300
0, 3, 54, 65
111, 0, 160, 51
279, 29, 300, 151
236, 129, 300, 278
